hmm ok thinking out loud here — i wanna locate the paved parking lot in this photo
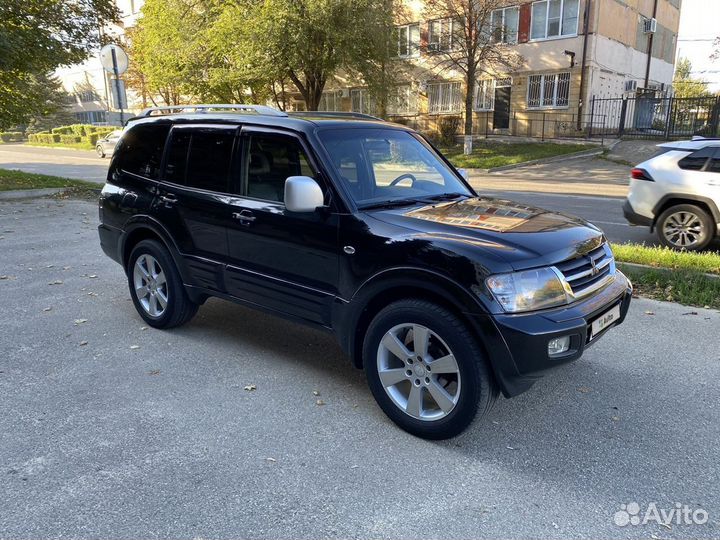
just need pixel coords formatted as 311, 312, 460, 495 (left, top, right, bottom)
1, 197, 719, 539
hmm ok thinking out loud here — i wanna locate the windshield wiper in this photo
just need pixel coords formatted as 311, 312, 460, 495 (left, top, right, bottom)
358, 198, 428, 210
422, 192, 467, 202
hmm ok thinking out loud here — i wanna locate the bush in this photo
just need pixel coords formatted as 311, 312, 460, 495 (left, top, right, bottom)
28, 132, 61, 144
0, 132, 25, 143
69, 124, 88, 137
437, 116, 462, 147
85, 133, 100, 145
51, 126, 73, 135
59, 134, 82, 144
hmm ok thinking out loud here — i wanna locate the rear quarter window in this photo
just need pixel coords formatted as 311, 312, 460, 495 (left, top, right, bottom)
114, 123, 171, 180
678, 146, 717, 171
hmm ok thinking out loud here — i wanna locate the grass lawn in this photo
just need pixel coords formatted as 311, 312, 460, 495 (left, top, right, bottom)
0, 168, 98, 191
441, 141, 596, 169
612, 243, 720, 275
612, 243, 720, 309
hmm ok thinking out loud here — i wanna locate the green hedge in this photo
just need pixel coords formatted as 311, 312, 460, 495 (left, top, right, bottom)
0, 132, 25, 143
28, 124, 118, 148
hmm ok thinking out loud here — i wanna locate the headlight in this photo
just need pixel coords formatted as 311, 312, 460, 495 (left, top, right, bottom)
486, 267, 570, 313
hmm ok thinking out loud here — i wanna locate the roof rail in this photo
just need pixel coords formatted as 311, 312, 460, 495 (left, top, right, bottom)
289, 111, 383, 121
136, 104, 288, 118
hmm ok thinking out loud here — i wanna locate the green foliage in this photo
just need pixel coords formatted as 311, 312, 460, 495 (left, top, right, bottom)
620, 266, 720, 310
26, 124, 114, 149
612, 243, 720, 274
0, 132, 25, 143
441, 142, 594, 169
673, 58, 711, 99
0, 168, 98, 191
0, 1, 118, 129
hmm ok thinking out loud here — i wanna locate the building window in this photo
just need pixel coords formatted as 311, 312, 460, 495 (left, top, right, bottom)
474, 80, 495, 111
427, 82, 462, 114
76, 89, 100, 102
428, 18, 462, 52
527, 72, 571, 108
318, 91, 342, 112
388, 85, 418, 115
490, 6, 519, 44
350, 88, 376, 115
396, 23, 420, 57
74, 110, 107, 124
530, 0, 579, 40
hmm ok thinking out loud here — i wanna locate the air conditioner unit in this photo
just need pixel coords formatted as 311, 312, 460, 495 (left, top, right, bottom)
643, 17, 657, 34
625, 80, 638, 92
427, 42, 439, 52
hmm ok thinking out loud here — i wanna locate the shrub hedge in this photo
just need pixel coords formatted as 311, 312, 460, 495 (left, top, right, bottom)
0, 132, 25, 143
28, 124, 116, 148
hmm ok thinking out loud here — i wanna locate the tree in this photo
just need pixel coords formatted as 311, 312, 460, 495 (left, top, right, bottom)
673, 57, 711, 98
422, 0, 522, 151
245, 0, 395, 110
127, 0, 214, 106
0, 0, 118, 129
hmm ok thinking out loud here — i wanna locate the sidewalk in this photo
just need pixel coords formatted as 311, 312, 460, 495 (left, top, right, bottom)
468, 155, 630, 197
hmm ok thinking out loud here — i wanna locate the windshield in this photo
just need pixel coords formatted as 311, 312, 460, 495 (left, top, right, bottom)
318, 128, 473, 207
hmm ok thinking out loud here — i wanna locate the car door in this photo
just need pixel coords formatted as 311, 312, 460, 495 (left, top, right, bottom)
223, 127, 340, 326
153, 124, 238, 292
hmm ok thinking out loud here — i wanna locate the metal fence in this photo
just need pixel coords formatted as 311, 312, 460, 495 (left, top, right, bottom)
588, 95, 720, 140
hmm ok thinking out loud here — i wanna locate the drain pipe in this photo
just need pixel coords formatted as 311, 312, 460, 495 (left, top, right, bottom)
577, 0, 592, 130
644, 0, 659, 89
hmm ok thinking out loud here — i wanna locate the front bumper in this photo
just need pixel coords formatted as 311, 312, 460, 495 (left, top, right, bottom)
468, 271, 633, 397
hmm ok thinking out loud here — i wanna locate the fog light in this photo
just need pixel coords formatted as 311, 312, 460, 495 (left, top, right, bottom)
548, 336, 571, 356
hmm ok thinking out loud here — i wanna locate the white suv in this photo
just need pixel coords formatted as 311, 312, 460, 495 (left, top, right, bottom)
624, 138, 720, 250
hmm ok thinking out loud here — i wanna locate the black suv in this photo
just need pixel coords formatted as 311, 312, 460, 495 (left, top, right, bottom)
98, 105, 632, 439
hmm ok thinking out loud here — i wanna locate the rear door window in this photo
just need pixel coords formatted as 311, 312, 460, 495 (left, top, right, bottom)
115, 123, 170, 179
163, 127, 236, 192
707, 148, 720, 174
678, 146, 716, 171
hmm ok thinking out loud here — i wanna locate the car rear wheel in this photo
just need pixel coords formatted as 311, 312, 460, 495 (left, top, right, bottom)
96, 145, 105, 158
127, 239, 198, 328
363, 299, 496, 439
657, 204, 714, 251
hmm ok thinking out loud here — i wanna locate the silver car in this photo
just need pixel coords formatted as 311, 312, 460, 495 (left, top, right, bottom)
95, 130, 123, 158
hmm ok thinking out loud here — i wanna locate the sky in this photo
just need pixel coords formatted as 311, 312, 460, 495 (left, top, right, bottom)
675, 0, 719, 90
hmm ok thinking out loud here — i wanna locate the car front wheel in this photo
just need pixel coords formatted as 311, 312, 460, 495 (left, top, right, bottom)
657, 204, 714, 251
96, 145, 105, 158
127, 239, 198, 328
363, 299, 496, 439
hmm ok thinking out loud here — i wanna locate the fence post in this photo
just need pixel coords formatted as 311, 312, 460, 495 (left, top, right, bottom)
663, 96, 674, 140
618, 97, 628, 137
541, 113, 546, 141
711, 96, 720, 137
588, 96, 595, 138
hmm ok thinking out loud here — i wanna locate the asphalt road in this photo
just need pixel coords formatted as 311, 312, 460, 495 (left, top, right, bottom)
0, 144, 109, 183
1, 198, 719, 539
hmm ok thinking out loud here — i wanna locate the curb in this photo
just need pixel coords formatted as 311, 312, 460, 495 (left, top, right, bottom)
481, 148, 605, 173
617, 261, 720, 281
0, 188, 67, 200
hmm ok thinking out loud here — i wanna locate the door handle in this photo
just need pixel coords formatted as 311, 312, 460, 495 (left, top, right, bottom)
232, 210, 256, 225
159, 195, 177, 208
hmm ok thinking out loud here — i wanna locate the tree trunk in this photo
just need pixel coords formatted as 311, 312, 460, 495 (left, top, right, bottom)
464, 68, 476, 155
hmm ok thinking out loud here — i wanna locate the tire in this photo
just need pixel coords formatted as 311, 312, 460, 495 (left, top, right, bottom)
363, 299, 496, 439
127, 239, 198, 329
656, 204, 714, 251
96, 145, 105, 158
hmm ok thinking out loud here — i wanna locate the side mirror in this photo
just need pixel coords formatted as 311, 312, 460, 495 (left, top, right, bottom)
284, 176, 324, 213
458, 168, 469, 180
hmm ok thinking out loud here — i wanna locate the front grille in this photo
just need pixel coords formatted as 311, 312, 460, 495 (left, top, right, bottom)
555, 243, 615, 298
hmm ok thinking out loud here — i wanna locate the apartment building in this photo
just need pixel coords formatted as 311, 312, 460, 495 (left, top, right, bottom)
54, 0, 145, 125
316, 0, 682, 137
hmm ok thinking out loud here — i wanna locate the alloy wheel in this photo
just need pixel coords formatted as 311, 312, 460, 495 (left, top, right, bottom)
133, 254, 168, 317
376, 323, 461, 421
662, 211, 705, 249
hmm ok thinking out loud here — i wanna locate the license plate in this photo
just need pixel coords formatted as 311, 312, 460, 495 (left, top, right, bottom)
589, 304, 621, 341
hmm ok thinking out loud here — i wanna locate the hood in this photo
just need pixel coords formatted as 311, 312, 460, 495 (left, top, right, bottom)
367, 196, 605, 270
